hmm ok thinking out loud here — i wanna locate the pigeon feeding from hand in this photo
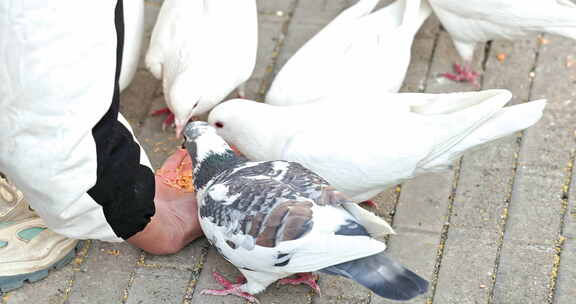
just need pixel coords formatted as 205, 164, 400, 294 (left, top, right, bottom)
183, 121, 428, 303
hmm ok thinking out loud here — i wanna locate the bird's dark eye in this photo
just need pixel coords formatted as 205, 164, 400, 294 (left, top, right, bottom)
215, 122, 224, 128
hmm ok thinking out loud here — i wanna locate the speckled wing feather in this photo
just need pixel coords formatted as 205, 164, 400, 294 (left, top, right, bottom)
199, 160, 355, 246
199, 161, 321, 249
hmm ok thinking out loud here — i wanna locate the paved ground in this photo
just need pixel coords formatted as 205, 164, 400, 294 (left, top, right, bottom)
3, 0, 576, 303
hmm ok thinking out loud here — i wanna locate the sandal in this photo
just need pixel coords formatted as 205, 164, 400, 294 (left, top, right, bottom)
0, 176, 79, 292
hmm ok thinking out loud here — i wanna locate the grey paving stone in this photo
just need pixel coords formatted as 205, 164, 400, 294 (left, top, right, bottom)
433, 37, 539, 303
67, 241, 141, 304
433, 229, 501, 304
493, 242, 556, 304
493, 34, 576, 304
144, 238, 209, 269
314, 274, 371, 304
257, 0, 294, 13
244, 6, 294, 100
555, 238, 576, 304
554, 66, 576, 303
144, 0, 162, 32
125, 266, 192, 304
395, 172, 455, 233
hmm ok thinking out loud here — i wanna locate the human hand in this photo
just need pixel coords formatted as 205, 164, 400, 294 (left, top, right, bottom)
127, 149, 203, 255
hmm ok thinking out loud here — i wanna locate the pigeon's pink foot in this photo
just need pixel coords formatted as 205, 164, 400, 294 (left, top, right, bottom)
360, 200, 378, 208
200, 272, 259, 303
441, 63, 480, 87
150, 107, 175, 131
278, 272, 321, 295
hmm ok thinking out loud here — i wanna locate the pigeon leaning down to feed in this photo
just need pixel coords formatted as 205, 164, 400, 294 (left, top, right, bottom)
145, 0, 258, 137
266, 0, 432, 106
183, 121, 428, 303
208, 90, 546, 203
428, 0, 576, 85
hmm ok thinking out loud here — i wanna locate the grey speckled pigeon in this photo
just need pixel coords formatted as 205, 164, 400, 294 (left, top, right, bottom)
183, 121, 428, 303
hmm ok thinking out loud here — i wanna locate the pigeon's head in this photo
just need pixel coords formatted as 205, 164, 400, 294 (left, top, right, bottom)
168, 76, 211, 138
208, 99, 285, 160
182, 121, 231, 165
208, 99, 264, 139
182, 121, 217, 143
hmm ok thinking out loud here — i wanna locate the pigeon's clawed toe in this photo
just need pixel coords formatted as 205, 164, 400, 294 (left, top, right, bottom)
360, 200, 378, 208
200, 272, 259, 303
441, 64, 480, 87
150, 107, 175, 131
278, 273, 321, 295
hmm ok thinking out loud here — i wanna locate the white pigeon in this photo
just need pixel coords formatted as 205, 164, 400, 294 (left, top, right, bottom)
182, 121, 428, 303
208, 90, 546, 202
428, 0, 576, 85
266, 0, 432, 107
119, 0, 145, 92
145, 0, 258, 137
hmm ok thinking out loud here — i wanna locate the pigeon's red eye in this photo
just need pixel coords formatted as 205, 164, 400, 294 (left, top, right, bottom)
215, 122, 224, 128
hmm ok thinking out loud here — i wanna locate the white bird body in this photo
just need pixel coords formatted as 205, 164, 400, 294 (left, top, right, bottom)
266, 0, 432, 106
146, 0, 258, 135
428, 0, 576, 61
183, 122, 428, 301
209, 90, 546, 202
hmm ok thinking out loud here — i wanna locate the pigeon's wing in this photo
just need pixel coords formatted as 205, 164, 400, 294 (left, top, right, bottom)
273, 161, 395, 236
278, 112, 431, 201
199, 161, 386, 273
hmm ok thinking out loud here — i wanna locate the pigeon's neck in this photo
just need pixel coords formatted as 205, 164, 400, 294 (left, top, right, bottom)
189, 134, 247, 190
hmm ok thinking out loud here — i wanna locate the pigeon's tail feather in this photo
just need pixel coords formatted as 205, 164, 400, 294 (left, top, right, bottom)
419, 99, 546, 172
320, 252, 428, 301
